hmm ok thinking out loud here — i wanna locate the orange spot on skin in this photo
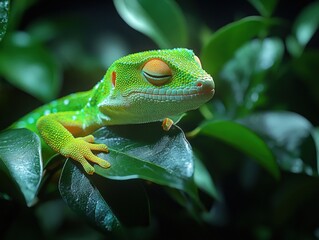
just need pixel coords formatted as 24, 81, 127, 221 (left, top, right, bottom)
112, 71, 116, 87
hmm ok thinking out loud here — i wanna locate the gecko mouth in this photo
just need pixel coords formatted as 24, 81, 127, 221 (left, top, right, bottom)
126, 87, 214, 102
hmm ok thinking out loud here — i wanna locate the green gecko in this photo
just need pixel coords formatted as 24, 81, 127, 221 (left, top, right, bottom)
11, 48, 215, 175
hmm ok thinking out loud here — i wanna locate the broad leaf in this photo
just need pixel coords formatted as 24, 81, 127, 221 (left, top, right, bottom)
113, 0, 187, 48
0, 32, 61, 102
201, 16, 273, 76
92, 123, 199, 201
191, 120, 279, 179
0, 129, 42, 206
59, 161, 121, 232
0, 0, 9, 41
59, 123, 203, 227
240, 111, 315, 175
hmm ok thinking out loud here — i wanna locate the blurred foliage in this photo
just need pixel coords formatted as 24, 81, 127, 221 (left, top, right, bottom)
0, 0, 319, 239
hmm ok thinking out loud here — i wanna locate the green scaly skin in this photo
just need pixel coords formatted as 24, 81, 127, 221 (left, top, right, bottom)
11, 48, 215, 174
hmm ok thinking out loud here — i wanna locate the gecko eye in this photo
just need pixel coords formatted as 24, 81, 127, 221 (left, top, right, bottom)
194, 55, 202, 68
142, 59, 172, 86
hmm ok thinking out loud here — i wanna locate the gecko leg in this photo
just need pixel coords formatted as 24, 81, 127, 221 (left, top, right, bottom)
37, 113, 110, 175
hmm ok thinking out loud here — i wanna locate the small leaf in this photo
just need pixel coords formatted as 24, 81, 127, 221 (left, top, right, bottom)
0, 129, 42, 206
59, 160, 121, 232
201, 16, 273, 76
0, 32, 61, 102
240, 111, 314, 175
113, 0, 187, 48
191, 120, 279, 179
92, 123, 199, 201
0, 0, 10, 41
248, 0, 277, 17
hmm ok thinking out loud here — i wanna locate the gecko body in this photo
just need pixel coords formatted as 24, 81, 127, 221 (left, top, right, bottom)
12, 48, 215, 174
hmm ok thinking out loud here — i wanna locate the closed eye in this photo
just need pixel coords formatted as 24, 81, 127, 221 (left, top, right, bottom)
143, 71, 171, 79
142, 71, 171, 86
142, 59, 172, 86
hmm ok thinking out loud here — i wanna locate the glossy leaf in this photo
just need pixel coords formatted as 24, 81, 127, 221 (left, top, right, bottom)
0, 0, 9, 41
240, 111, 315, 175
113, 0, 187, 48
59, 160, 121, 231
248, 0, 277, 17
0, 129, 42, 206
92, 123, 199, 201
191, 120, 279, 179
0, 32, 61, 102
201, 16, 271, 76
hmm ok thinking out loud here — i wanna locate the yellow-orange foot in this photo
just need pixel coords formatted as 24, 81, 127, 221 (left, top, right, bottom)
162, 118, 174, 131
60, 135, 110, 175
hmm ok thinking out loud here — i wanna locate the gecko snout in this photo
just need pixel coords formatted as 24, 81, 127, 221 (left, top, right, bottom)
195, 75, 215, 95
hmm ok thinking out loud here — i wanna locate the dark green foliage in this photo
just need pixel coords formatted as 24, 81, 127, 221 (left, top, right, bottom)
0, 0, 318, 239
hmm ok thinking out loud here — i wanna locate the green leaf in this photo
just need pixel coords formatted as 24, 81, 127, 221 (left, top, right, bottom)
240, 111, 314, 176
191, 120, 279, 179
287, 1, 319, 57
248, 0, 277, 17
201, 16, 272, 76
113, 0, 187, 48
59, 160, 121, 232
293, 1, 319, 48
0, 0, 10, 41
0, 32, 61, 102
219, 38, 284, 115
92, 123, 199, 201
0, 129, 42, 206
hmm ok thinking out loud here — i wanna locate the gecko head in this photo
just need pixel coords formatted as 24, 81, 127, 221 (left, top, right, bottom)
98, 48, 215, 124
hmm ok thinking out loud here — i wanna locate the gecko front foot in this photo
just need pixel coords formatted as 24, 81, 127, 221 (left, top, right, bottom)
162, 118, 174, 131
60, 135, 110, 175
